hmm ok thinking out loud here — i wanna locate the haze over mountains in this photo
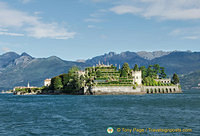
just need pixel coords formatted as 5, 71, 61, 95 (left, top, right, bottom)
0, 50, 200, 90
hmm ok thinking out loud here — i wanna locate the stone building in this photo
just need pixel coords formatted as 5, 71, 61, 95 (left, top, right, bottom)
44, 78, 51, 86
132, 70, 142, 85
77, 71, 85, 77
13, 82, 37, 91
155, 78, 171, 84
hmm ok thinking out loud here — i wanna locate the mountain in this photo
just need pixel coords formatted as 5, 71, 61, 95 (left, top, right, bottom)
137, 51, 171, 60
1, 50, 200, 90
0, 52, 89, 90
150, 51, 200, 75
86, 51, 200, 75
180, 70, 200, 90
86, 51, 149, 68
0, 52, 20, 69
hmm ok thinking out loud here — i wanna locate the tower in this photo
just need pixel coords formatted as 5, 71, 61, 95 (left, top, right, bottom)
27, 82, 30, 88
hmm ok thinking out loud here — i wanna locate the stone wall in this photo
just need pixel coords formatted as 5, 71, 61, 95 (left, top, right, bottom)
85, 86, 145, 95
84, 85, 182, 95
141, 85, 182, 94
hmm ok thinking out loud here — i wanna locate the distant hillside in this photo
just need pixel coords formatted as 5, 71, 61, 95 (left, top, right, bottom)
1, 50, 200, 91
150, 51, 200, 75
180, 71, 200, 90
0, 53, 89, 90
137, 51, 171, 60
86, 51, 200, 75
0, 52, 20, 69
86, 51, 149, 68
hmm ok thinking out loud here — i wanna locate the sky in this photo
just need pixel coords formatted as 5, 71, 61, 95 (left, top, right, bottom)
0, 0, 200, 61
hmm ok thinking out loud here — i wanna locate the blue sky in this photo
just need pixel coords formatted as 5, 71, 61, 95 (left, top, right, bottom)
0, 0, 200, 60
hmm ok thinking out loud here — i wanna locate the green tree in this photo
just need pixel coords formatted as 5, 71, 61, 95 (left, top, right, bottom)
120, 63, 130, 77
160, 67, 167, 78
53, 76, 63, 90
172, 73, 179, 84
147, 65, 153, 78
60, 73, 70, 87
69, 66, 80, 76
140, 66, 147, 79
120, 69, 128, 77
96, 70, 102, 78
122, 63, 130, 73
133, 64, 139, 71
153, 64, 160, 75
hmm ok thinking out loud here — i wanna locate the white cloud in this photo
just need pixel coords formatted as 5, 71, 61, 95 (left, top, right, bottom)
184, 36, 199, 40
110, 0, 200, 20
110, 5, 142, 15
0, 31, 24, 36
84, 18, 103, 22
26, 23, 75, 39
170, 27, 200, 40
0, 2, 75, 39
87, 25, 96, 28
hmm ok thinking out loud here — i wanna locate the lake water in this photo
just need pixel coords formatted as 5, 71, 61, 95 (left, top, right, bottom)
0, 90, 199, 136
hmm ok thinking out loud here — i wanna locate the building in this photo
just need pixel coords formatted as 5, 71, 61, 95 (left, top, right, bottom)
13, 82, 37, 91
77, 71, 85, 77
155, 78, 171, 84
132, 71, 142, 85
44, 78, 51, 86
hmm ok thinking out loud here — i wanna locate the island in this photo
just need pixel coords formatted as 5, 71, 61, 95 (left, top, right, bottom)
13, 62, 182, 95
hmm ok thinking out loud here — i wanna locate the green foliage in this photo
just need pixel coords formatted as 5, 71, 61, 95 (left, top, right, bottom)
133, 64, 139, 71
147, 65, 154, 78
120, 69, 128, 77
52, 76, 63, 90
160, 67, 167, 78
153, 64, 160, 75
172, 73, 179, 84
120, 63, 130, 77
96, 70, 102, 78
122, 63, 130, 73
133, 85, 136, 89
139, 66, 147, 79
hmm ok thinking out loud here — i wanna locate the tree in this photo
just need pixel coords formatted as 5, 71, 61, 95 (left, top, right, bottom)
172, 73, 179, 84
60, 73, 70, 87
147, 65, 153, 78
122, 63, 130, 73
160, 67, 167, 78
96, 70, 102, 78
153, 64, 160, 75
53, 76, 63, 90
121, 63, 130, 77
140, 66, 147, 79
133, 64, 139, 71
68, 66, 80, 76
120, 69, 128, 77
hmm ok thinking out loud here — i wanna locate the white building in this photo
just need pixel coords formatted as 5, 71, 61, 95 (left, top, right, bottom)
155, 79, 171, 84
13, 82, 37, 91
132, 71, 142, 85
44, 78, 51, 86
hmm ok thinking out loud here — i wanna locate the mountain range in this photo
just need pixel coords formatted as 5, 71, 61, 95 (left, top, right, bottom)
0, 50, 200, 90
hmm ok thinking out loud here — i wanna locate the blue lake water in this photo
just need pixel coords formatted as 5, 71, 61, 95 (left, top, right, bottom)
0, 90, 200, 136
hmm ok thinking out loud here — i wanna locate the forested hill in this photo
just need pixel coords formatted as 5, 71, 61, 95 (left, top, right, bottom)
0, 52, 89, 90
180, 71, 200, 90
86, 51, 200, 75
0, 51, 200, 90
